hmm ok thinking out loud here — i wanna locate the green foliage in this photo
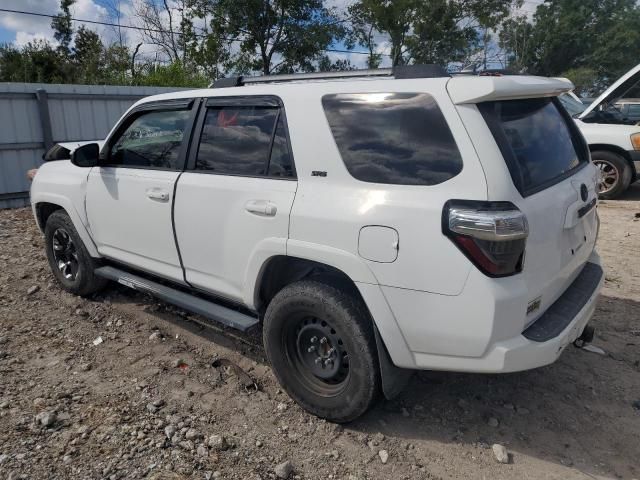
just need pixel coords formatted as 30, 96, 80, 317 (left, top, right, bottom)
191, 0, 345, 75
132, 61, 209, 88
349, 0, 518, 68
51, 0, 75, 56
501, 0, 640, 87
563, 67, 600, 97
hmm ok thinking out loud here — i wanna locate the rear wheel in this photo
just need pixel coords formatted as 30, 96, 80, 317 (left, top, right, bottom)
263, 280, 380, 423
592, 150, 632, 199
44, 210, 107, 296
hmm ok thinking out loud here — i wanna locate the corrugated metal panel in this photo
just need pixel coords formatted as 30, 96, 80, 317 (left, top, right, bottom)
0, 82, 187, 209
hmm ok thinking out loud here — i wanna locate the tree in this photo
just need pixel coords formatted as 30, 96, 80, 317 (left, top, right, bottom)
192, 0, 345, 75
73, 26, 103, 84
348, 0, 520, 68
348, 0, 417, 67
502, 0, 640, 85
51, 0, 75, 56
135, 0, 190, 63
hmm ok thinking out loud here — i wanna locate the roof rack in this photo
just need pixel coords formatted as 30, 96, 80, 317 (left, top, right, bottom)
210, 64, 449, 88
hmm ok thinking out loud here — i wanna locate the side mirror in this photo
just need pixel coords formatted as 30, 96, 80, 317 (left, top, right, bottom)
71, 143, 100, 168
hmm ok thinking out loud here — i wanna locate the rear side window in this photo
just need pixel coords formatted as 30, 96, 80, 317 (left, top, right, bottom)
109, 109, 190, 169
195, 106, 294, 178
322, 93, 463, 186
479, 98, 589, 196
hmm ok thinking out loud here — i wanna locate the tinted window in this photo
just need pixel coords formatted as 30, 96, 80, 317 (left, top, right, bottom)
109, 109, 190, 169
479, 98, 588, 195
196, 106, 293, 177
626, 104, 640, 121
322, 93, 463, 185
267, 116, 294, 177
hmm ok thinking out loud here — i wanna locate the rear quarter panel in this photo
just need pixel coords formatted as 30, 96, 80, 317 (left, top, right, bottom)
283, 79, 488, 296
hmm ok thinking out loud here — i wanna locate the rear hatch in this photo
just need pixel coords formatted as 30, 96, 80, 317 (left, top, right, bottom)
448, 76, 599, 324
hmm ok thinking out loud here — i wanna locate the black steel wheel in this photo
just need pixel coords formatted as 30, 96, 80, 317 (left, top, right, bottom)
44, 210, 107, 296
264, 280, 380, 423
285, 314, 350, 396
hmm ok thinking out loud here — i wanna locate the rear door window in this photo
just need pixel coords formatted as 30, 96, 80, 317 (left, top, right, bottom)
479, 98, 589, 196
322, 93, 463, 186
195, 105, 294, 178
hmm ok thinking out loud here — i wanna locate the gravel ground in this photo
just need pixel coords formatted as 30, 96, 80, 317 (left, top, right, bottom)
0, 184, 639, 480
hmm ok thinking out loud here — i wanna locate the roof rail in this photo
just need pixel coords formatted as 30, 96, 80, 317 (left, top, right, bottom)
210, 64, 449, 88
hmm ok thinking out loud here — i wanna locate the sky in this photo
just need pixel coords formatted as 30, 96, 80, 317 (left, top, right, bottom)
0, 0, 544, 69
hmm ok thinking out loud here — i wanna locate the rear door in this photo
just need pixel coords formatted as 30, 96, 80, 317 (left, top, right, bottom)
477, 97, 599, 318
173, 96, 297, 304
86, 100, 197, 282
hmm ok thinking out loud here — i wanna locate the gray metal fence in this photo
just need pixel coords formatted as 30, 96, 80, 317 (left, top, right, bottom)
0, 83, 187, 209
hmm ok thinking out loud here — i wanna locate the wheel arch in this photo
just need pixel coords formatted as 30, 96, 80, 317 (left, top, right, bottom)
32, 196, 100, 258
253, 254, 415, 398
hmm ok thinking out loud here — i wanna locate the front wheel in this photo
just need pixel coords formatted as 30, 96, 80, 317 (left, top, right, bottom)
592, 150, 632, 199
44, 210, 107, 297
263, 280, 381, 423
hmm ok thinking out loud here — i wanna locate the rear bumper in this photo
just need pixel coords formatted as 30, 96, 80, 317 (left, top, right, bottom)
376, 251, 603, 373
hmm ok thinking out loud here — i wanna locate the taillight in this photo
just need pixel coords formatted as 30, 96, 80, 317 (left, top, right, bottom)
442, 200, 528, 277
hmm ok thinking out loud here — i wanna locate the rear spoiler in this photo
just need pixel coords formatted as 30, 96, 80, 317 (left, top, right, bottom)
447, 75, 574, 104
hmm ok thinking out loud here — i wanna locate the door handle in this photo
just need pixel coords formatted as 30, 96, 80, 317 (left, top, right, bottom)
145, 188, 170, 202
245, 200, 277, 217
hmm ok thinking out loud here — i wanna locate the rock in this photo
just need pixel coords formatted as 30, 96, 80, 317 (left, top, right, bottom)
164, 425, 177, 439
516, 407, 530, 415
0, 336, 7, 345
62, 455, 72, 464
35, 411, 57, 427
33, 397, 46, 408
147, 399, 165, 414
503, 403, 515, 411
274, 460, 294, 479
276, 402, 288, 412
27, 285, 40, 295
378, 449, 389, 464
179, 440, 194, 451
632, 400, 640, 410
185, 428, 200, 440
255, 439, 263, 447
0, 454, 8, 465
492, 443, 510, 464
401, 408, 410, 417
79, 363, 92, 372
487, 417, 499, 427
92, 336, 103, 346
75, 309, 88, 317
196, 445, 208, 457
148, 332, 162, 342
207, 434, 229, 451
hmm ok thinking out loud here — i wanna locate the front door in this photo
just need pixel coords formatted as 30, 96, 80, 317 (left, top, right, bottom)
86, 102, 197, 282
174, 96, 297, 304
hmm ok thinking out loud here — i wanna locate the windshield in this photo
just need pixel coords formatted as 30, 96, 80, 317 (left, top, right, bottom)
558, 93, 586, 117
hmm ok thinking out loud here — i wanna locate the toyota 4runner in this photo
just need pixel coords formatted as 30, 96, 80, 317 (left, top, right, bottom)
30, 65, 604, 422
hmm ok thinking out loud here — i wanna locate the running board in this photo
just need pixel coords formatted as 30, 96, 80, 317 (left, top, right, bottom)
95, 266, 259, 332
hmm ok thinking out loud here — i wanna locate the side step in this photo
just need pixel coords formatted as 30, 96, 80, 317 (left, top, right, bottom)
95, 266, 259, 332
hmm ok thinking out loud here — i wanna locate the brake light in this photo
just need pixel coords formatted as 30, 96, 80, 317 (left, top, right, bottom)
443, 200, 528, 277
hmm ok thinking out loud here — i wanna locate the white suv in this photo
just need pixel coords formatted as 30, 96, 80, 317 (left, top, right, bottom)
30, 66, 603, 422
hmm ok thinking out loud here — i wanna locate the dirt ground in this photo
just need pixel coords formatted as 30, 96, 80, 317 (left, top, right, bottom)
0, 185, 639, 480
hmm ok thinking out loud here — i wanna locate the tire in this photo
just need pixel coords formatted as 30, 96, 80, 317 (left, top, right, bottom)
263, 280, 381, 423
592, 150, 632, 199
44, 210, 107, 297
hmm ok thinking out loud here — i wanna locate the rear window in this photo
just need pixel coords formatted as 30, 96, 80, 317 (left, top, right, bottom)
322, 93, 463, 186
479, 98, 589, 196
